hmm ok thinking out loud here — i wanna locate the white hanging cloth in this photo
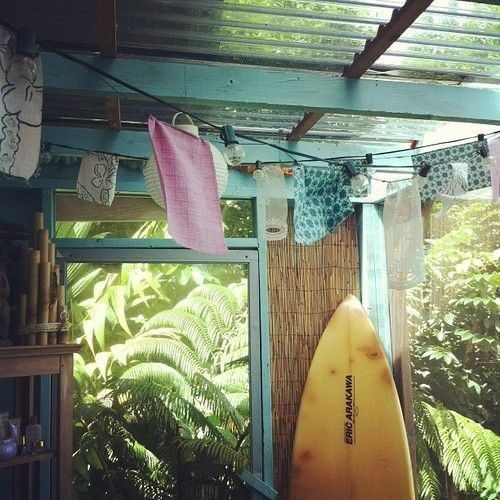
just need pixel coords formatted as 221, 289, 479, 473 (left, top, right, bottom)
253, 165, 288, 241
0, 28, 43, 179
383, 178, 425, 290
435, 162, 469, 217
76, 152, 119, 206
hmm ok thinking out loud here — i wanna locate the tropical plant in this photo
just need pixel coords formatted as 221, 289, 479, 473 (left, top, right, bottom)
70, 257, 251, 499
409, 201, 500, 500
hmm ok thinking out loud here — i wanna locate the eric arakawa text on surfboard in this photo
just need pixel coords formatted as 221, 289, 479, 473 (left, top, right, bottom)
345, 375, 355, 445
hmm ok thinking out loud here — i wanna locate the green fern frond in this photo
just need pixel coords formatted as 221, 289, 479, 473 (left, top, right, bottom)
424, 402, 500, 495
213, 366, 249, 391
191, 373, 245, 434
141, 310, 215, 363
188, 284, 240, 329
116, 338, 204, 377
176, 296, 227, 342
114, 379, 226, 442
175, 436, 247, 471
136, 327, 180, 339
120, 362, 190, 396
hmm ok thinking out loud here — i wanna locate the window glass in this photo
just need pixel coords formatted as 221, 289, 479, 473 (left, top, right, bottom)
55, 192, 254, 239
408, 201, 500, 500
69, 260, 251, 498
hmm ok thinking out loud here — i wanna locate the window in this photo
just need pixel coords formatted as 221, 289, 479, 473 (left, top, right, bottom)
408, 201, 500, 500
63, 249, 263, 498
55, 192, 255, 239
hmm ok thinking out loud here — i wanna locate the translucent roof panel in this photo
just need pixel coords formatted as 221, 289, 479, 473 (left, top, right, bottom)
2, 0, 498, 83
116, 0, 500, 84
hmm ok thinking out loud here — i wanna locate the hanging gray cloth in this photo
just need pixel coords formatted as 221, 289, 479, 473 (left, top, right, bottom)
412, 140, 490, 203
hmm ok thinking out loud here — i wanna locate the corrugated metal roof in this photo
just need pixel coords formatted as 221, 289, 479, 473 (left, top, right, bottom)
116, 0, 500, 82
2, 0, 499, 83
2, 0, 499, 145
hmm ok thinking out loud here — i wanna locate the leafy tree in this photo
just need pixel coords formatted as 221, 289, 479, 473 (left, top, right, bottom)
70, 257, 251, 498
409, 202, 500, 500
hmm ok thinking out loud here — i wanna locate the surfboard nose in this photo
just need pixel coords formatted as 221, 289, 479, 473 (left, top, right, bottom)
342, 294, 363, 308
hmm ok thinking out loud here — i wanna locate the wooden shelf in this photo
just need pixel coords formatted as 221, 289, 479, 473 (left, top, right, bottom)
0, 342, 79, 498
0, 450, 55, 469
0, 344, 81, 358
0, 344, 81, 378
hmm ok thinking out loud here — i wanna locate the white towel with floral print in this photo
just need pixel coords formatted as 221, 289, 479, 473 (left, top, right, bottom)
0, 28, 43, 179
76, 152, 119, 206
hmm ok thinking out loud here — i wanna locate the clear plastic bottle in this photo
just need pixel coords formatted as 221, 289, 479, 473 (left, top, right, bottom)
25, 416, 42, 451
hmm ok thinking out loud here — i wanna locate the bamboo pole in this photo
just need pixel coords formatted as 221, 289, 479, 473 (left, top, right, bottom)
33, 212, 44, 249
57, 285, 66, 321
49, 242, 56, 267
18, 293, 27, 329
27, 250, 40, 325
38, 262, 51, 324
38, 229, 49, 263
49, 265, 60, 323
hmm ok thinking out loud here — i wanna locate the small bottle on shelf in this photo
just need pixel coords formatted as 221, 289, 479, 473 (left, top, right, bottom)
25, 416, 42, 452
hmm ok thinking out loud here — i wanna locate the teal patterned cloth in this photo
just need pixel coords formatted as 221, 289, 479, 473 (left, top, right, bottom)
293, 164, 354, 245
412, 140, 490, 203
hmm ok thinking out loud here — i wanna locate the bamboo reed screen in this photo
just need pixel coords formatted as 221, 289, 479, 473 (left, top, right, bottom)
267, 213, 359, 498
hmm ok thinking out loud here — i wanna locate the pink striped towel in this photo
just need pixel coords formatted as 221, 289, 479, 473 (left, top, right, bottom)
148, 116, 228, 255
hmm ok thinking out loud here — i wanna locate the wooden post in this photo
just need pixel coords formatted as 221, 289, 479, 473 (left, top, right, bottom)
59, 353, 74, 500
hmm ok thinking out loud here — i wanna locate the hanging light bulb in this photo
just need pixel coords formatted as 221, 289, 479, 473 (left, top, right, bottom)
7, 31, 39, 82
220, 125, 245, 166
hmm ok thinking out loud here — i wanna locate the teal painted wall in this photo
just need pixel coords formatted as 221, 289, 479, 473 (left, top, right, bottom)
0, 187, 42, 500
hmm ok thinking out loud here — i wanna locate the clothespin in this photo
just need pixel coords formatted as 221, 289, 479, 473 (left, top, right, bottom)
344, 159, 358, 178
477, 134, 489, 158
365, 153, 373, 165
419, 161, 432, 178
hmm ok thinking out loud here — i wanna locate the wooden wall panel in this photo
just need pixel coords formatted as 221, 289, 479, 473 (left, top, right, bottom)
267, 214, 359, 498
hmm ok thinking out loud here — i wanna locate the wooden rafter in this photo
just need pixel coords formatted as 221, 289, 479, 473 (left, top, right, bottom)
105, 95, 122, 131
96, 0, 118, 57
286, 112, 324, 142
343, 0, 434, 79
288, 0, 433, 142
96, 0, 121, 131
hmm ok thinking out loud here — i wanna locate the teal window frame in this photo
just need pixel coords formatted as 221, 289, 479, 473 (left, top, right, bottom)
42, 187, 276, 499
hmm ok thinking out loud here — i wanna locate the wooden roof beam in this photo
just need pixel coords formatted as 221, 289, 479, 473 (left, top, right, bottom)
286, 112, 324, 142
96, 0, 121, 131
104, 95, 122, 131
96, 0, 118, 57
343, 0, 434, 79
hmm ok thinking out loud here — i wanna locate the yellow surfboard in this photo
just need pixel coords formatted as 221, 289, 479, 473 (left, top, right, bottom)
290, 295, 415, 500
